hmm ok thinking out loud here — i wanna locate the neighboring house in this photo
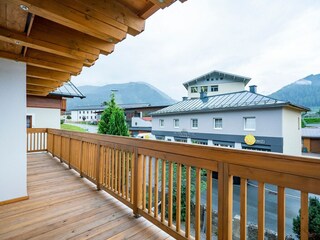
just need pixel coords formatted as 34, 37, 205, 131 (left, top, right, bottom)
302, 128, 320, 153
152, 70, 308, 156
27, 82, 85, 129
130, 117, 152, 136
70, 103, 169, 126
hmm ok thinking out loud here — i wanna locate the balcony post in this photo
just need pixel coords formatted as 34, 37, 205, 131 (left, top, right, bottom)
218, 162, 233, 240
80, 141, 83, 178
133, 148, 143, 218
96, 144, 101, 191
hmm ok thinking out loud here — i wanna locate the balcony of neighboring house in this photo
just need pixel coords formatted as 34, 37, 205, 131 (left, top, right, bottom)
1, 128, 319, 240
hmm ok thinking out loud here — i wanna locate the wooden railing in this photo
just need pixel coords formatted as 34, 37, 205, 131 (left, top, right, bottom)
27, 128, 47, 152
36, 128, 320, 240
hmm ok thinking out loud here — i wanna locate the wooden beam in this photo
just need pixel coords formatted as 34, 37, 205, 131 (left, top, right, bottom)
13, 0, 127, 42
27, 90, 49, 96
148, 0, 176, 9
27, 49, 83, 70
0, 50, 81, 75
0, 26, 98, 61
27, 84, 57, 92
74, 0, 145, 36
139, 2, 160, 20
27, 77, 62, 88
32, 17, 114, 56
27, 66, 71, 82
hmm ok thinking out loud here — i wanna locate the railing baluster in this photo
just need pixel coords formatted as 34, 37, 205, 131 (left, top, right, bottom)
185, 165, 191, 238
68, 138, 71, 169
301, 192, 309, 240
131, 151, 135, 204
161, 159, 166, 223
258, 182, 265, 240
133, 152, 143, 217
148, 157, 153, 214
111, 148, 115, 190
168, 162, 173, 227
195, 167, 201, 240
118, 149, 121, 194
96, 144, 101, 190
79, 141, 83, 177
240, 178, 247, 240
176, 163, 182, 232
154, 158, 159, 219
142, 155, 147, 210
126, 152, 130, 200
122, 151, 125, 197
206, 169, 212, 239
277, 186, 285, 240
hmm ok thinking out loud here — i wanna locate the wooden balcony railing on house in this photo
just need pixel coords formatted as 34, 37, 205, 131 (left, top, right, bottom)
27, 128, 320, 240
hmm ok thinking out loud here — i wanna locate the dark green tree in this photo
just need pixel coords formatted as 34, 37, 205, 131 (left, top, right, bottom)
98, 93, 129, 136
293, 197, 320, 239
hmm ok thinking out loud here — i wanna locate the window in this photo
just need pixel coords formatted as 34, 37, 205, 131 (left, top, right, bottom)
191, 86, 198, 93
200, 86, 208, 93
214, 118, 222, 129
298, 117, 300, 130
191, 139, 208, 145
87, 111, 89, 114
173, 119, 179, 128
191, 119, 198, 129
211, 85, 218, 92
79, 116, 81, 119
159, 119, 164, 128
26, 115, 32, 128
174, 137, 187, 143
244, 117, 256, 130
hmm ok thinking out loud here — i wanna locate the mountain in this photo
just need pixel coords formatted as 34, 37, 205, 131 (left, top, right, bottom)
269, 74, 320, 109
67, 82, 176, 110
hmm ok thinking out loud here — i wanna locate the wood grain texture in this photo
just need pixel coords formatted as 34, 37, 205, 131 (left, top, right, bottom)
0, 153, 172, 240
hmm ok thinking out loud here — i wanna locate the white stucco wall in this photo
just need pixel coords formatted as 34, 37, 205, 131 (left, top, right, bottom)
0, 59, 27, 202
282, 108, 302, 156
27, 108, 60, 129
152, 108, 283, 138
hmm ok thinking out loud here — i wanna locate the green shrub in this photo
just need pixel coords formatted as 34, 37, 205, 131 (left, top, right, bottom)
293, 197, 320, 239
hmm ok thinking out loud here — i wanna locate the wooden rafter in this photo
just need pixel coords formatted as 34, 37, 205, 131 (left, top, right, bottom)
12, 0, 127, 42
27, 77, 63, 88
27, 66, 71, 82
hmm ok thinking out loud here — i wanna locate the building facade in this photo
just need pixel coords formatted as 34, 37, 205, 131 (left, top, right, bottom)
152, 70, 308, 156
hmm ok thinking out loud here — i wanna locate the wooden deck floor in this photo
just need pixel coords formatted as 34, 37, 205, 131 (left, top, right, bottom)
0, 153, 173, 240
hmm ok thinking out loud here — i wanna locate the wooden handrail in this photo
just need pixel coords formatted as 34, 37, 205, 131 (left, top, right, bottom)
41, 128, 320, 239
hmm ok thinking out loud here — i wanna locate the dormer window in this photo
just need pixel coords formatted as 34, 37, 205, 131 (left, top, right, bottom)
200, 86, 208, 93
191, 87, 198, 93
211, 85, 218, 92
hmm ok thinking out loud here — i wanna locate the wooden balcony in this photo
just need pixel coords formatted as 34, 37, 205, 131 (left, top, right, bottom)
2, 128, 320, 240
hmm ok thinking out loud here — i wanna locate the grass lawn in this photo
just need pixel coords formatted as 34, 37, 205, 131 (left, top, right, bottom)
304, 118, 320, 124
61, 124, 87, 132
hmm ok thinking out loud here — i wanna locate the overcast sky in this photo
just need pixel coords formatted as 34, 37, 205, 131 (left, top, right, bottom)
72, 0, 320, 101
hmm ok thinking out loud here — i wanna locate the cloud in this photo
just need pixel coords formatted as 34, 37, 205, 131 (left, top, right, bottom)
72, 0, 320, 100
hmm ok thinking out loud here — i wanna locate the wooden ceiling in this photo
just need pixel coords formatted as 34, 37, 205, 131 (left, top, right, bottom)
0, 0, 186, 97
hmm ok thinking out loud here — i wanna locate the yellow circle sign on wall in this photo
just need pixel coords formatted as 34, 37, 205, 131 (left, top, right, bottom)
244, 134, 256, 146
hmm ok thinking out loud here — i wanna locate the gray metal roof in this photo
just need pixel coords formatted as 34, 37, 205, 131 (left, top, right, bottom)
49, 81, 85, 99
302, 128, 320, 138
183, 70, 251, 89
152, 91, 309, 116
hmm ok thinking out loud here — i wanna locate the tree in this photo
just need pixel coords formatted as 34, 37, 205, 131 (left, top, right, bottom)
293, 197, 320, 239
98, 93, 129, 136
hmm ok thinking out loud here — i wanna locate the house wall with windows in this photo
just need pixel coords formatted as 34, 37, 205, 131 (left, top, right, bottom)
188, 81, 245, 99
0, 59, 27, 203
71, 109, 101, 122
152, 108, 285, 152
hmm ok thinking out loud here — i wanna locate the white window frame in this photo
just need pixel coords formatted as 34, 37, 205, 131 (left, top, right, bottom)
191, 118, 198, 129
200, 86, 208, 93
244, 117, 256, 131
173, 119, 179, 128
211, 85, 219, 92
213, 118, 223, 129
159, 119, 164, 128
191, 86, 198, 93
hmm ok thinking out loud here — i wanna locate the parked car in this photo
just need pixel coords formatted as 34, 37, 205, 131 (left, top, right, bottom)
135, 133, 156, 140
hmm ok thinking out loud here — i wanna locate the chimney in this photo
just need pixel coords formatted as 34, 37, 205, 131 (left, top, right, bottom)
249, 85, 257, 94
182, 97, 188, 101
200, 91, 207, 99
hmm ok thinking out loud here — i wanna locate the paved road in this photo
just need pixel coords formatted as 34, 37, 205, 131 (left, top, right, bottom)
65, 122, 98, 133
201, 179, 306, 237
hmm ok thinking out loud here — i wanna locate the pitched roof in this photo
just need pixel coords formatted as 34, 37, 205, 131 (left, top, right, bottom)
302, 128, 320, 138
183, 70, 251, 89
152, 91, 309, 116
